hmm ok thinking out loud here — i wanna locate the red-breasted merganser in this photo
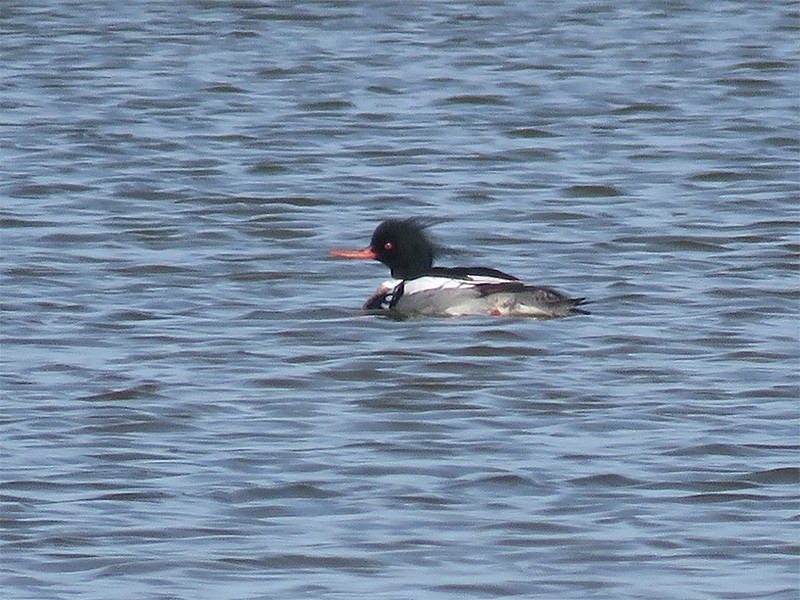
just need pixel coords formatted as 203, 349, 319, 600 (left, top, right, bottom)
329, 219, 588, 318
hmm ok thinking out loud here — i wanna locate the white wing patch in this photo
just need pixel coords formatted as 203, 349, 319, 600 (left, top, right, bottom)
401, 274, 509, 296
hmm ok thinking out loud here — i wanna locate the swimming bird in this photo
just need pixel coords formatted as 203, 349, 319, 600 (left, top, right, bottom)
329, 219, 588, 318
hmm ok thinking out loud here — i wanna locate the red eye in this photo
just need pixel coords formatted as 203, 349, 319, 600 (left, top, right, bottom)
383, 242, 394, 251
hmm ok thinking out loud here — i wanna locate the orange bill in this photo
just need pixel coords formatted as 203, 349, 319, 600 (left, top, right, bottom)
328, 247, 378, 259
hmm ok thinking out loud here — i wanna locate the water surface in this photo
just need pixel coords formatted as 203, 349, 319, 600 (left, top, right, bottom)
2, 1, 799, 599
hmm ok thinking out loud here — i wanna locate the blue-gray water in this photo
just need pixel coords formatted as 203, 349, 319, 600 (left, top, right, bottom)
2, 1, 799, 599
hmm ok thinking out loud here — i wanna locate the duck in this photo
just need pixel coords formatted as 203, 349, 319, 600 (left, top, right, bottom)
328, 218, 588, 317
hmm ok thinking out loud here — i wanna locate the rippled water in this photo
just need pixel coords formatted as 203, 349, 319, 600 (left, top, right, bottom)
2, 1, 799, 599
